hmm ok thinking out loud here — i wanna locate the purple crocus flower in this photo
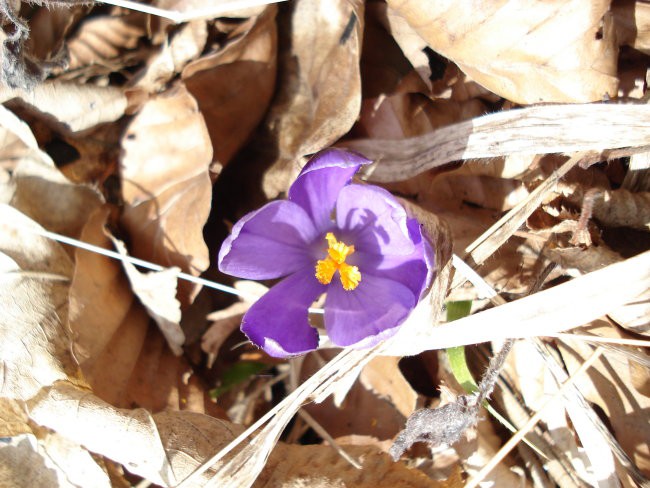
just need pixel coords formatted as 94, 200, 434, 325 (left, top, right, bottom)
218, 149, 434, 358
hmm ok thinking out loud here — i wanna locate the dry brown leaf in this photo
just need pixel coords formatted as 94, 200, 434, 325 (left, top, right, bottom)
387, 0, 618, 103
68, 207, 207, 413
183, 6, 277, 166
26, 5, 84, 62
28, 382, 178, 487
65, 14, 146, 72
27, 381, 434, 488
0, 398, 30, 438
359, 356, 418, 419
613, 0, 650, 54
120, 84, 212, 305
0, 432, 112, 488
1, 81, 127, 133
0, 104, 103, 239
111, 238, 184, 355
0, 204, 78, 401
260, 0, 365, 196
346, 104, 650, 183
133, 21, 208, 93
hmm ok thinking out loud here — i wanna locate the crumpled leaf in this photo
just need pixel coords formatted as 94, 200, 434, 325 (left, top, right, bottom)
387, 0, 618, 103
65, 14, 146, 73
0, 104, 103, 238
120, 84, 212, 305
68, 207, 210, 412
0, 204, 78, 401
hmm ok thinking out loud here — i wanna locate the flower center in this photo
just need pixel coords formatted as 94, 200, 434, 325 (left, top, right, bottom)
315, 233, 361, 291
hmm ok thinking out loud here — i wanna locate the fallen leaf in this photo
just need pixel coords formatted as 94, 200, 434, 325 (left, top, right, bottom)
613, 0, 650, 54
1, 81, 128, 133
0, 433, 112, 488
120, 84, 212, 305
111, 238, 184, 356
65, 14, 146, 73
133, 21, 208, 93
0, 104, 103, 238
183, 6, 277, 166
0, 204, 78, 401
260, 0, 365, 197
387, 0, 618, 103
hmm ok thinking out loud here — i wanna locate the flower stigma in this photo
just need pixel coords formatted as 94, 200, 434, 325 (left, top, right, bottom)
315, 232, 361, 291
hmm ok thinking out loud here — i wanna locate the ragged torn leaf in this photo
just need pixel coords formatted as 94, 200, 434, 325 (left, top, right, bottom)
387, 0, 618, 103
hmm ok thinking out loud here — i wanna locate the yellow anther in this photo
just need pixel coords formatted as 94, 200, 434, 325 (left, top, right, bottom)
315, 233, 361, 291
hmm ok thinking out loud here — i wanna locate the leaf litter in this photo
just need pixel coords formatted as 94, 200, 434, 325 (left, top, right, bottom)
1, 1, 649, 487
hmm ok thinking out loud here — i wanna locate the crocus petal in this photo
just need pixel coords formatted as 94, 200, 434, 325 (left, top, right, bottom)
241, 269, 325, 357
324, 273, 415, 348
218, 200, 319, 280
355, 218, 434, 300
289, 149, 372, 230
336, 184, 414, 256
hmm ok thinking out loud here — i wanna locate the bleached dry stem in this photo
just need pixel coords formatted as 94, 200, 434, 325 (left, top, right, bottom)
464, 347, 605, 488
346, 103, 650, 182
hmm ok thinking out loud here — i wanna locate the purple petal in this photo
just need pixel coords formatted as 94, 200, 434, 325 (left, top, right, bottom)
324, 273, 416, 348
241, 269, 325, 357
219, 200, 319, 280
336, 184, 414, 256
355, 218, 435, 300
289, 149, 372, 230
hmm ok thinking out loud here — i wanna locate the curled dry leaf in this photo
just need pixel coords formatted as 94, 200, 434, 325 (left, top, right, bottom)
133, 21, 208, 94
1, 82, 127, 133
69, 208, 208, 412
183, 6, 277, 166
120, 84, 212, 305
111, 238, 184, 356
0, 103, 102, 238
387, 0, 618, 103
65, 14, 146, 72
0, 204, 78, 401
0, 433, 112, 488
260, 0, 364, 196
27, 381, 434, 488
613, 0, 650, 54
